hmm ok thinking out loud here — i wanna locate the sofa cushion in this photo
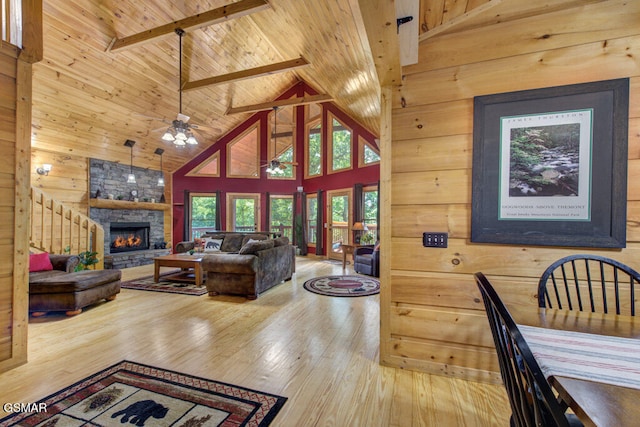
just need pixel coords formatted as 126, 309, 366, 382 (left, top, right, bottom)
29, 252, 53, 272
273, 236, 290, 247
29, 270, 69, 283
221, 233, 245, 252
239, 239, 275, 255
203, 238, 223, 252
30, 269, 122, 294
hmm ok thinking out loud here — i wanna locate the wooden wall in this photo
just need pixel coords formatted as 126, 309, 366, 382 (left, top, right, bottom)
31, 148, 89, 211
0, 41, 30, 371
381, 0, 640, 382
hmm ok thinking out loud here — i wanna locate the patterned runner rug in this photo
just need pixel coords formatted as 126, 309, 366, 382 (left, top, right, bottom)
0, 360, 287, 426
303, 275, 380, 297
121, 273, 208, 296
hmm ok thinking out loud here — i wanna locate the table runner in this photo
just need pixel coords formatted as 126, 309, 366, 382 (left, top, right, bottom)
519, 324, 640, 390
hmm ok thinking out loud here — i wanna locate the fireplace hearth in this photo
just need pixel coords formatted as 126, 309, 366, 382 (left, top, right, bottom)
110, 222, 150, 253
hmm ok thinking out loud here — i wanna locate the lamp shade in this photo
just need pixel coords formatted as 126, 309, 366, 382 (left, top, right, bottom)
352, 222, 367, 231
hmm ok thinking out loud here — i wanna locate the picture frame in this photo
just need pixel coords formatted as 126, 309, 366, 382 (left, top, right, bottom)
471, 78, 629, 248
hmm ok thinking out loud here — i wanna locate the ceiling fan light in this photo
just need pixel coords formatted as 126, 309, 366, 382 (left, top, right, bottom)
186, 134, 198, 145
173, 139, 186, 146
162, 129, 175, 141
175, 130, 187, 141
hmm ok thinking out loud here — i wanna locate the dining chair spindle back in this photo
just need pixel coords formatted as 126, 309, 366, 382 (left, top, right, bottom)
538, 255, 640, 316
475, 272, 582, 427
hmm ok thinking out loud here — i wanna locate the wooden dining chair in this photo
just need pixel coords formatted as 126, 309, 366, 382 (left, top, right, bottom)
475, 272, 583, 427
538, 255, 640, 316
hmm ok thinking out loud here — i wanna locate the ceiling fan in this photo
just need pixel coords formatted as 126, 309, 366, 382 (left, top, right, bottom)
141, 28, 217, 146
262, 107, 297, 175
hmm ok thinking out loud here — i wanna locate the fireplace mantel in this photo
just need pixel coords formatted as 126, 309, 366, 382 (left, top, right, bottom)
89, 199, 170, 211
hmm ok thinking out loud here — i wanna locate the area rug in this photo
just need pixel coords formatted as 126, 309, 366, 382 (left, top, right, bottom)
0, 360, 287, 427
121, 273, 208, 296
303, 275, 380, 297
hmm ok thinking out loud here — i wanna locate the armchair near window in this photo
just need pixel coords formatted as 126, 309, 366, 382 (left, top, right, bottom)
354, 243, 379, 277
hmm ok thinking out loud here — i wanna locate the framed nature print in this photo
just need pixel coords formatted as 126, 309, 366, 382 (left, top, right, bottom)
471, 78, 629, 248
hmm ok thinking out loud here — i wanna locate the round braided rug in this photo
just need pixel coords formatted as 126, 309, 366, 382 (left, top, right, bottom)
303, 275, 380, 297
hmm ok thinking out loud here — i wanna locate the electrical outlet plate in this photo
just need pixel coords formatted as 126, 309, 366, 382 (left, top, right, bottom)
423, 232, 448, 248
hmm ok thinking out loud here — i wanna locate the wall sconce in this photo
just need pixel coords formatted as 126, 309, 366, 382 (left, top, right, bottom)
124, 139, 136, 184
36, 164, 52, 175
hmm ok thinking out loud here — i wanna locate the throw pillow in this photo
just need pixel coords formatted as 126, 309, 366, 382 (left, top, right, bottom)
241, 234, 268, 246
29, 252, 53, 272
203, 238, 223, 252
239, 239, 275, 255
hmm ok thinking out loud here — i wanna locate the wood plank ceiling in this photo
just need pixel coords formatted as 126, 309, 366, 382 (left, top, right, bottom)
30, 0, 531, 173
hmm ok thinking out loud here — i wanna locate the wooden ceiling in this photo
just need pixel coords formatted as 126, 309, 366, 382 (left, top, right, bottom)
30, 0, 591, 173
31, 0, 384, 173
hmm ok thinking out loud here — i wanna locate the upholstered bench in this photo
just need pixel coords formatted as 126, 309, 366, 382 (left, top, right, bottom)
30, 269, 122, 316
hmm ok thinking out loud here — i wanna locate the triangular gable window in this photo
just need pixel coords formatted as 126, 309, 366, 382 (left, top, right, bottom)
185, 151, 220, 177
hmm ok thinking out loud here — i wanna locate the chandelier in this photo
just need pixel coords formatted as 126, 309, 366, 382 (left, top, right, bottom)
161, 28, 198, 146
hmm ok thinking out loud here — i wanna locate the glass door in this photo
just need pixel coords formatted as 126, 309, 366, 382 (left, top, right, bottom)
326, 189, 352, 261
226, 193, 260, 232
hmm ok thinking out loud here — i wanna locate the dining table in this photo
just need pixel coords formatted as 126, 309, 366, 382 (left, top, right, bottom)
509, 306, 640, 427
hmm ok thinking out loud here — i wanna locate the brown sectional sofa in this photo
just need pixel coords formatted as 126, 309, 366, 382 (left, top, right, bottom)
29, 254, 121, 316
175, 232, 295, 299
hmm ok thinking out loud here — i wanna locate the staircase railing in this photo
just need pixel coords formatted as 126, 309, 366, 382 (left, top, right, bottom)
30, 187, 104, 269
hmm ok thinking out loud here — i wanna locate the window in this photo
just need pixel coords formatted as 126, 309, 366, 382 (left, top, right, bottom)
362, 186, 378, 244
269, 195, 293, 239
306, 196, 318, 244
227, 124, 259, 178
185, 151, 220, 177
328, 113, 352, 173
268, 106, 295, 179
306, 103, 322, 178
189, 193, 217, 239
359, 136, 380, 167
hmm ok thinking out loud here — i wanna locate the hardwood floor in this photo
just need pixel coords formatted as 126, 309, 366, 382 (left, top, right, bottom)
1, 256, 510, 426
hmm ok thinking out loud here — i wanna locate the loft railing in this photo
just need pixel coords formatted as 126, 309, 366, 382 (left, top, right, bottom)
30, 187, 104, 269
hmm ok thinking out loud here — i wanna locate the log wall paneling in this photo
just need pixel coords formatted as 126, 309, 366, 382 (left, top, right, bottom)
0, 42, 28, 372
381, 0, 640, 380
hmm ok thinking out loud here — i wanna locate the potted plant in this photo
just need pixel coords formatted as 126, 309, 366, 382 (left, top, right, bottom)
75, 251, 99, 271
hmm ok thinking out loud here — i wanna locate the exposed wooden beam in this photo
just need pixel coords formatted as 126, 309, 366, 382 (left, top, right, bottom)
226, 94, 334, 115
182, 57, 310, 92
107, 0, 270, 52
419, 0, 606, 42
355, 0, 402, 87
18, 0, 43, 63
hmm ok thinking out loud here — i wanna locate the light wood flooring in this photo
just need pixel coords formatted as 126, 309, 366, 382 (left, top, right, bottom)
1, 256, 510, 426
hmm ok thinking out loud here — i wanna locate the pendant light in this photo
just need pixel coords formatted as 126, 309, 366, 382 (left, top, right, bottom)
155, 148, 165, 187
161, 28, 199, 146
124, 139, 136, 184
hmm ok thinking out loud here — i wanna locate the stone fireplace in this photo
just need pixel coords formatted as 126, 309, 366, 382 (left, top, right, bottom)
89, 159, 169, 269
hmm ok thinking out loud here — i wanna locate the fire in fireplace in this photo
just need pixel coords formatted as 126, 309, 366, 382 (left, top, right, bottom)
110, 222, 150, 253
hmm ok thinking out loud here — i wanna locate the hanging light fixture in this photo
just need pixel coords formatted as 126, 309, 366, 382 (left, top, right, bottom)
266, 107, 285, 175
155, 147, 165, 187
124, 139, 136, 184
161, 28, 199, 147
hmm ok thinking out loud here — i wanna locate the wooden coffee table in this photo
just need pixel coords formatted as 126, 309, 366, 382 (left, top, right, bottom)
153, 254, 204, 286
